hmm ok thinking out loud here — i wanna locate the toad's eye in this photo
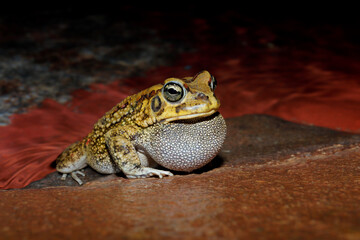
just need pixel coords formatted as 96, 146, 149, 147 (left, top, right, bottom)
162, 82, 185, 102
209, 75, 217, 91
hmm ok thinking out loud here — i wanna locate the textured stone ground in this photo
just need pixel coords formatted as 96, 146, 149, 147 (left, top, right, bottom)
1, 115, 360, 239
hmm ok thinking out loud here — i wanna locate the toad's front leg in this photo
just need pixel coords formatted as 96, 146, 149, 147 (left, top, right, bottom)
105, 127, 173, 179
56, 141, 88, 185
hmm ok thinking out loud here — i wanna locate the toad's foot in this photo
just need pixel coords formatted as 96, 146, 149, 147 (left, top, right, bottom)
60, 170, 86, 185
125, 167, 173, 179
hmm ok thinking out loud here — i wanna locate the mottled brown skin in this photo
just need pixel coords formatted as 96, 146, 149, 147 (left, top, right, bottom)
56, 70, 220, 184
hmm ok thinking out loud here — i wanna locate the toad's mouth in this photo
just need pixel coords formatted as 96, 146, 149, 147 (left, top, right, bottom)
163, 110, 217, 123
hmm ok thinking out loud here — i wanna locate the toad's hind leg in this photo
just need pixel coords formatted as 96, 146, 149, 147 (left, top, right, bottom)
105, 127, 173, 179
56, 141, 88, 185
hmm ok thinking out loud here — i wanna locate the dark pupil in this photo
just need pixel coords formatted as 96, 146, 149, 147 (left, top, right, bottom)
168, 88, 179, 95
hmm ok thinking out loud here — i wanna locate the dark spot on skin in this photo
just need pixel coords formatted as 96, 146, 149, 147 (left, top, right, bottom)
175, 106, 181, 113
151, 96, 162, 112
137, 94, 146, 102
130, 163, 141, 169
183, 83, 190, 91
120, 102, 128, 109
137, 90, 160, 103
156, 106, 165, 116
120, 162, 128, 168
120, 162, 140, 169
115, 145, 130, 155
142, 113, 149, 120
136, 102, 143, 111
130, 132, 140, 141
148, 90, 157, 98
175, 103, 187, 113
195, 93, 209, 101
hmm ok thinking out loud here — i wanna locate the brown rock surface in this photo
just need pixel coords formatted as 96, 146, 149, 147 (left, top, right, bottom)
1, 115, 360, 239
